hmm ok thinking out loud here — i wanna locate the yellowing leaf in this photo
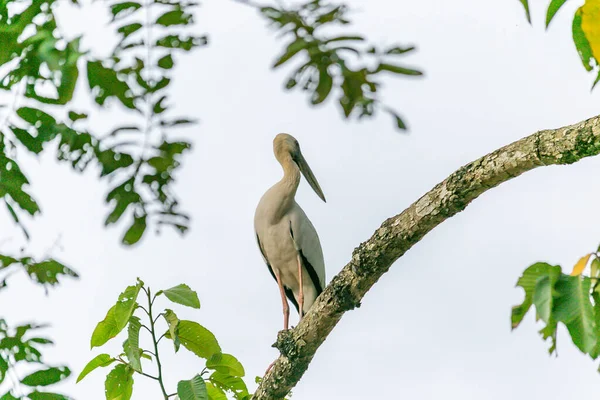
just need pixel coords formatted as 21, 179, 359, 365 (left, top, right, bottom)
581, 0, 600, 61
571, 253, 592, 276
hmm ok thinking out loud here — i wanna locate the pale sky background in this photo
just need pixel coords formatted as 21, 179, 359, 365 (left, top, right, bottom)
2, 0, 600, 399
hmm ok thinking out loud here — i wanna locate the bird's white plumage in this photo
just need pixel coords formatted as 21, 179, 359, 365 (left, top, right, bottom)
254, 133, 326, 318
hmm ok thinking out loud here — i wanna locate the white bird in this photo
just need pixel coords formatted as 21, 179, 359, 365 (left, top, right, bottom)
254, 133, 326, 330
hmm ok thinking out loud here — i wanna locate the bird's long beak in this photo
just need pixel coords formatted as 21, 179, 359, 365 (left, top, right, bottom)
296, 152, 326, 203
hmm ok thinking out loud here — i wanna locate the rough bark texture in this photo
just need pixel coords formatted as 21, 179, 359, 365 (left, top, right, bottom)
252, 115, 600, 399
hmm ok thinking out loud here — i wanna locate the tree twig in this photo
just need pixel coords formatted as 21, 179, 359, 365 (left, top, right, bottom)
253, 114, 600, 399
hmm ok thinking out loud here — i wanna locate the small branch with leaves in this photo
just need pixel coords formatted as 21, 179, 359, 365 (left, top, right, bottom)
78, 278, 251, 400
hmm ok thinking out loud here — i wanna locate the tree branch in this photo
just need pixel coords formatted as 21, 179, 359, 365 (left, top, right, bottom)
253, 114, 600, 399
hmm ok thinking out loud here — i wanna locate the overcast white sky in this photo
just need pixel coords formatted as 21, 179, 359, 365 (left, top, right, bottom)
3, 0, 600, 398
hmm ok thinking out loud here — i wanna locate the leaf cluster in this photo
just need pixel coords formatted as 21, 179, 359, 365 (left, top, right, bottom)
259, 0, 422, 130
0, 319, 72, 399
512, 249, 600, 363
79, 279, 250, 400
0, 253, 78, 292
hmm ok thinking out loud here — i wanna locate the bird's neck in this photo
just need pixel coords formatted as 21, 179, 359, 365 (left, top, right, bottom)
271, 154, 300, 221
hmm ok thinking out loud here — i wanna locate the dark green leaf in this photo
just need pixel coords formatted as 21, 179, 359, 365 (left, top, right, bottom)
274, 38, 309, 68
159, 118, 196, 127
153, 96, 168, 114
518, 0, 531, 23
177, 375, 208, 400
312, 68, 333, 104
25, 260, 79, 286
385, 45, 415, 55
162, 284, 200, 309
122, 215, 147, 245
386, 108, 407, 131
157, 54, 174, 69
76, 354, 115, 383
87, 60, 136, 109
156, 10, 193, 26
375, 63, 422, 76
111, 2, 142, 21
323, 35, 364, 43
68, 111, 88, 122
21, 367, 71, 387
118, 23, 142, 39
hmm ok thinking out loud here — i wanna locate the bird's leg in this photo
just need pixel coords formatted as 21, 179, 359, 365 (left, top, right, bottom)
274, 270, 290, 330
265, 271, 289, 376
289, 221, 305, 320
297, 253, 304, 320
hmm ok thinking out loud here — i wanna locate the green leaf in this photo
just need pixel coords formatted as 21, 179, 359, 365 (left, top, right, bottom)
114, 282, 143, 330
153, 96, 168, 114
532, 268, 561, 354
385, 45, 415, 55
97, 150, 135, 177
156, 10, 192, 26
162, 284, 200, 309
76, 354, 115, 383
273, 38, 309, 68
177, 375, 208, 400
324, 35, 364, 43
25, 260, 79, 287
170, 321, 221, 359
87, 60, 136, 109
546, 0, 568, 28
0, 391, 20, 400
206, 353, 245, 377
209, 372, 249, 398
105, 364, 133, 400
157, 54, 174, 69
533, 269, 560, 323
312, 69, 333, 104
511, 262, 560, 329
518, 0, 531, 23
21, 367, 71, 387
205, 382, 227, 400
163, 309, 180, 352
552, 274, 596, 353
122, 215, 147, 245
156, 35, 208, 51
68, 111, 88, 122
385, 108, 407, 131
125, 317, 142, 372
111, 2, 142, 21
375, 63, 422, 76
27, 392, 72, 400
118, 23, 142, 39
91, 305, 119, 348
572, 8, 595, 72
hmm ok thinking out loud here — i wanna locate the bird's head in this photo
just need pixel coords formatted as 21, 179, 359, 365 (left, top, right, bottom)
273, 133, 326, 203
